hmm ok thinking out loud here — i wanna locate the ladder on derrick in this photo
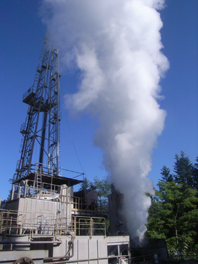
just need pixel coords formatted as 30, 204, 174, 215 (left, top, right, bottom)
36, 168, 43, 191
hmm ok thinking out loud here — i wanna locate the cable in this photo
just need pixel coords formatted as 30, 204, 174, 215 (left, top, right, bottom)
65, 112, 86, 176
59, 71, 86, 178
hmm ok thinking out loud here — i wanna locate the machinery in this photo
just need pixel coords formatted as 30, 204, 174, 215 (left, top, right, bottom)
0, 37, 130, 264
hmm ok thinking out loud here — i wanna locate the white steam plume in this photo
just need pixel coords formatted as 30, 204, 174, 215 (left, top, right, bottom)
41, 0, 169, 237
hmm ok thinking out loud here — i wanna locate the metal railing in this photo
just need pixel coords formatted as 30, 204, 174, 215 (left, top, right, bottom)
11, 180, 108, 214
73, 216, 106, 237
0, 209, 106, 238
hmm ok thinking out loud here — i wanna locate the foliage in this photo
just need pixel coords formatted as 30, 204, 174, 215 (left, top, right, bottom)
91, 177, 111, 199
193, 157, 198, 189
80, 176, 111, 199
174, 151, 194, 188
79, 177, 91, 191
146, 152, 198, 256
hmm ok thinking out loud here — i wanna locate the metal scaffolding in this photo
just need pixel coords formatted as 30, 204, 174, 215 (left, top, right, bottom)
14, 36, 61, 181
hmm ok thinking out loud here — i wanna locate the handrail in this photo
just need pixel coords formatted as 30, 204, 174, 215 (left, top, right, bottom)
0, 209, 106, 238
10, 181, 108, 214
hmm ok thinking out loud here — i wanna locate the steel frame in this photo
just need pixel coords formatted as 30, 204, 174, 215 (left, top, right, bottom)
14, 37, 61, 181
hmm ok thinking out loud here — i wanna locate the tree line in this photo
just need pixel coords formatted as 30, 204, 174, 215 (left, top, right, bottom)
145, 151, 198, 257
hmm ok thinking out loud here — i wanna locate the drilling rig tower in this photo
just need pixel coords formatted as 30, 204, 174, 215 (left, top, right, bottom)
14, 36, 61, 183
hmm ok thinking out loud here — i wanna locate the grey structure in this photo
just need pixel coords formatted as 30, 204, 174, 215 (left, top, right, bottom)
109, 185, 128, 236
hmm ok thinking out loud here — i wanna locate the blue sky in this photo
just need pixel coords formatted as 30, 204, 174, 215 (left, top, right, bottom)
0, 0, 197, 200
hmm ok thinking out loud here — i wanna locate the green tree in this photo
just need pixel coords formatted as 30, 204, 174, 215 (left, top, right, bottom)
79, 176, 111, 199
193, 157, 198, 189
91, 177, 111, 200
174, 151, 194, 188
160, 165, 173, 183
146, 193, 166, 239
146, 152, 198, 256
79, 177, 91, 191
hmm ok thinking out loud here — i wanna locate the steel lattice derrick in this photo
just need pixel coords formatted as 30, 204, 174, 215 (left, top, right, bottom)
14, 37, 61, 181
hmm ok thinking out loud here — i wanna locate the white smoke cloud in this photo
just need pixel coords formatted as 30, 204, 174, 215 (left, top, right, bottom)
40, 0, 169, 237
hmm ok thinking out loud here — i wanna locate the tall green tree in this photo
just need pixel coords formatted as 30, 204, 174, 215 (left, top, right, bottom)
174, 151, 194, 188
160, 165, 173, 183
146, 152, 198, 256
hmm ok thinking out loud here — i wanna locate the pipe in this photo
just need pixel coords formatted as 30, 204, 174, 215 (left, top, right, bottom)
44, 233, 74, 262
43, 254, 129, 264
0, 240, 62, 245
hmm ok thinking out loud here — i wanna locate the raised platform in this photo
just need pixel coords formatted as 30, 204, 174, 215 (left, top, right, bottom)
13, 173, 83, 187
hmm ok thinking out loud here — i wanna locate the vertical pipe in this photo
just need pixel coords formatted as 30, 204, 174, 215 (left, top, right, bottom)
18, 186, 21, 199
97, 239, 99, 264
105, 218, 106, 237
90, 218, 93, 238
24, 181, 27, 198
118, 245, 121, 264
39, 111, 48, 166
11, 185, 15, 200
74, 216, 76, 236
